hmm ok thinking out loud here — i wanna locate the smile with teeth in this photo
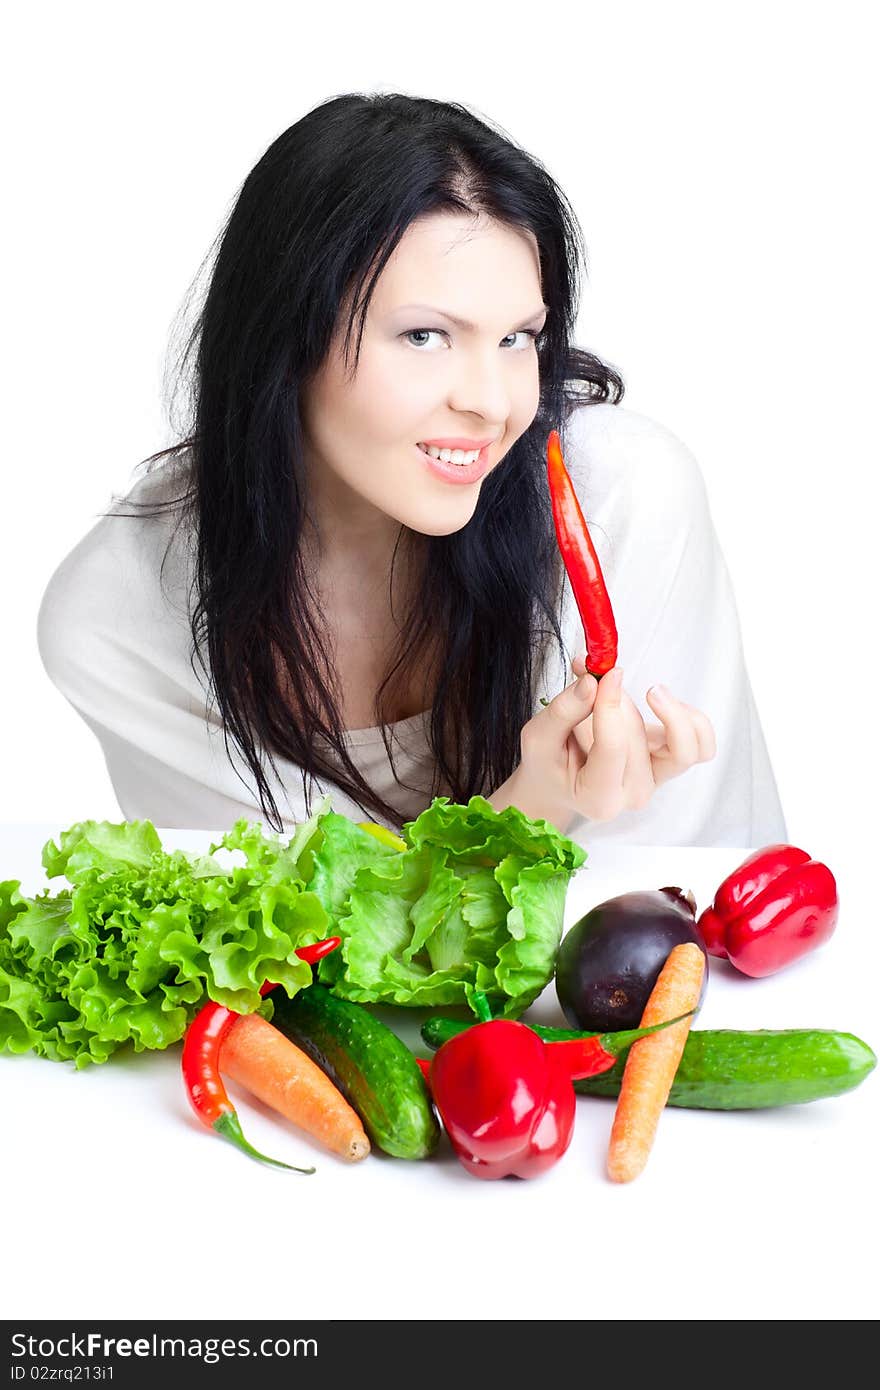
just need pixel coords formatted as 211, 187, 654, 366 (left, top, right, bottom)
418, 443, 483, 465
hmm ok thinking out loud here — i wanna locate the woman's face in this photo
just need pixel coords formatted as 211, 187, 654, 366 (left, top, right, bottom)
299, 211, 547, 552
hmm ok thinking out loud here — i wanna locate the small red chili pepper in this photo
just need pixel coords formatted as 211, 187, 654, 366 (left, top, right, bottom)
181, 936, 341, 1168
546, 428, 618, 678
417, 1035, 622, 1085
696, 845, 838, 977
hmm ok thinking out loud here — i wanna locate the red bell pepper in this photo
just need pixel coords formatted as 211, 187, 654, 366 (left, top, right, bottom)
423, 992, 683, 1180
696, 845, 838, 977
428, 1011, 577, 1180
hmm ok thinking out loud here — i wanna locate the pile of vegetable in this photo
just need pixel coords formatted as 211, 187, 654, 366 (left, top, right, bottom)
1, 801, 875, 1184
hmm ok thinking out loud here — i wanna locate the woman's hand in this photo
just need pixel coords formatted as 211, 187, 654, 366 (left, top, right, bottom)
517, 655, 717, 824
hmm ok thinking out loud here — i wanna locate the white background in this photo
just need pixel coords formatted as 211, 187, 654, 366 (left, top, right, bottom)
2, 0, 878, 1326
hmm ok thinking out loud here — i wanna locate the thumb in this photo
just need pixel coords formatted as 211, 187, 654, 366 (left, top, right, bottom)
542, 672, 599, 747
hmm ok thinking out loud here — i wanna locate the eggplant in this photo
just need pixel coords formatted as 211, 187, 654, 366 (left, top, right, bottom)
554, 887, 709, 1032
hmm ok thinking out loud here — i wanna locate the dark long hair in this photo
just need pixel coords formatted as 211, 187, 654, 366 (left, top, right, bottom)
109, 91, 625, 833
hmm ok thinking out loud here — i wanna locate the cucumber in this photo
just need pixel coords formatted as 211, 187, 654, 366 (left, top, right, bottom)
270, 984, 440, 1158
420, 1016, 876, 1110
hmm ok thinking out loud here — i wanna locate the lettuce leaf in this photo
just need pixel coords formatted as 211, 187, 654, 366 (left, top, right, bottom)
314, 796, 586, 1016
0, 800, 332, 1067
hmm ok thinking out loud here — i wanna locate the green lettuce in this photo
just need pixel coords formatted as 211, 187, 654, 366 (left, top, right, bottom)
0, 795, 585, 1066
313, 796, 586, 1015
0, 800, 333, 1067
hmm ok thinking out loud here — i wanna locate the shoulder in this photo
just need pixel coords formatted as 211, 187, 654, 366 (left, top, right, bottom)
37, 451, 196, 682
561, 401, 710, 524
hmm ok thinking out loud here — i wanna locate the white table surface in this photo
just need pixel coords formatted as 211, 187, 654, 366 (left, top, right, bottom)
2, 823, 877, 1322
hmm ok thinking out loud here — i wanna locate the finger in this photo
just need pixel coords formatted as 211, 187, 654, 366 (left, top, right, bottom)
645, 703, 716, 764
649, 691, 717, 762
569, 656, 596, 754
574, 668, 629, 815
645, 721, 668, 755
618, 696, 655, 810
571, 709, 595, 758
527, 672, 599, 761
645, 685, 699, 772
690, 709, 717, 762
549, 671, 599, 734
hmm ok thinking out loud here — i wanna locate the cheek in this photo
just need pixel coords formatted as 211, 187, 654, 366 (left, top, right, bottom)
516, 366, 542, 423
351, 343, 429, 425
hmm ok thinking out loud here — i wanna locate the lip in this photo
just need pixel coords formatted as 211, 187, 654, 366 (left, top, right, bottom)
416, 441, 492, 485
418, 437, 496, 450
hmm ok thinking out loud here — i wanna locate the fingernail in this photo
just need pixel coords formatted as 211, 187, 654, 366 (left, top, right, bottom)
609, 667, 623, 689
649, 683, 669, 702
576, 673, 594, 697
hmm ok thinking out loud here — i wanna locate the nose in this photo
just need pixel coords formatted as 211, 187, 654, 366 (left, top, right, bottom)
446, 343, 511, 427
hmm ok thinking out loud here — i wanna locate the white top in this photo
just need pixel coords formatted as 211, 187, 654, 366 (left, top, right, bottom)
37, 403, 788, 846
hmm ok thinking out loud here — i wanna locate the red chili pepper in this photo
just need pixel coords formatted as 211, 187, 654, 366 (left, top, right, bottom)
696, 845, 839, 977
546, 428, 618, 678
181, 936, 341, 1168
422, 1034, 625, 1084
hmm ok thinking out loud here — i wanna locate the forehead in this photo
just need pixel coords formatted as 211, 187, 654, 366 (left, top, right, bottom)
371, 212, 542, 306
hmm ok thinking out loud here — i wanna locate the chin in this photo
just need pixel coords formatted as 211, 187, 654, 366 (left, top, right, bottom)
408, 502, 481, 537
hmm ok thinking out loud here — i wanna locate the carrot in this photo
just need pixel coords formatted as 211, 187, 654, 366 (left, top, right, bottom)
220, 1013, 370, 1162
606, 942, 705, 1183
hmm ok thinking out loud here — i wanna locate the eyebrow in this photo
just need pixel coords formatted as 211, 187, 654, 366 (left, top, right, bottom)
393, 303, 549, 331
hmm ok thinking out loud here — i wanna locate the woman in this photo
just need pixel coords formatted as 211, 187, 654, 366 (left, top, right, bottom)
37, 92, 787, 846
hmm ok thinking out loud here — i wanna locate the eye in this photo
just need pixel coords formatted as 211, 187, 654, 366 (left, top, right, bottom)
402, 327, 546, 351
502, 328, 546, 350
402, 329, 445, 349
